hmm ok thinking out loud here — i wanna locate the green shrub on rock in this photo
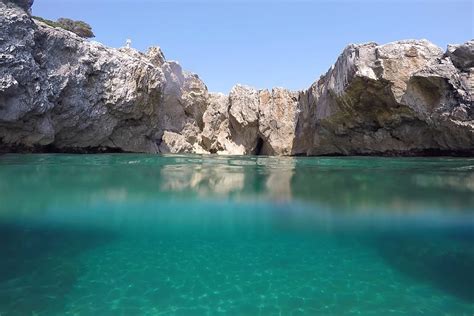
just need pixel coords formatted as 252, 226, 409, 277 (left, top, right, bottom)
32, 16, 95, 39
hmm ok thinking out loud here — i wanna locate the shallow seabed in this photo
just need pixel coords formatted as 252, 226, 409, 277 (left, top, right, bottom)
0, 154, 473, 315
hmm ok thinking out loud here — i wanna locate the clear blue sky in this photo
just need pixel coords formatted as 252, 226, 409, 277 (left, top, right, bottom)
33, 0, 473, 93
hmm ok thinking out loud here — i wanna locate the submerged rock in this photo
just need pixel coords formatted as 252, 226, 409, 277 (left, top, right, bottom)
0, 1, 472, 155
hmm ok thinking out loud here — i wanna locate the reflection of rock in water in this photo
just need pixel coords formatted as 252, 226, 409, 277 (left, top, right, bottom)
158, 157, 296, 200
373, 229, 474, 302
289, 163, 474, 213
414, 173, 474, 193
0, 223, 116, 315
261, 157, 295, 201
159, 164, 245, 196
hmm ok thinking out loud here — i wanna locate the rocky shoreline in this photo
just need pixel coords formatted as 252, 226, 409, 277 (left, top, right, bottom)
1, 0, 473, 156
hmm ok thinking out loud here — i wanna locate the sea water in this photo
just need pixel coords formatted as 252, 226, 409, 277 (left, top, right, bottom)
0, 154, 472, 315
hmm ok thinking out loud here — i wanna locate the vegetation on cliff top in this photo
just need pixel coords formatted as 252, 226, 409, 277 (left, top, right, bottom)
32, 16, 95, 38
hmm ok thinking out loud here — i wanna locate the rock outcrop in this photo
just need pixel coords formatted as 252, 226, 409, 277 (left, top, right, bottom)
297, 40, 474, 155
0, 0, 209, 153
0, 0, 473, 156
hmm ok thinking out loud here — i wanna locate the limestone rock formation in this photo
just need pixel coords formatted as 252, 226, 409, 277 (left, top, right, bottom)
258, 88, 299, 155
447, 40, 474, 71
299, 39, 473, 155
199, 86, 300, 155
0, 0, 472, 156
10, 0, 32, 12
0, 0, 207, 153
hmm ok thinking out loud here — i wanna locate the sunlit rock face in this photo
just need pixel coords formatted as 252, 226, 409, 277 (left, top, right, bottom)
0, 0, 472, 155
300, 40, 474, 155
200, 86, 299, 155
0, 0, 208, 153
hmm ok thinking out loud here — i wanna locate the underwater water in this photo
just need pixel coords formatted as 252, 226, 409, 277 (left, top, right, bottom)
0, 154, 473, 315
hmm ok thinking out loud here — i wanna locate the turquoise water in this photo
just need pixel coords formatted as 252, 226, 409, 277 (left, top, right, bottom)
0, 154, 473, 315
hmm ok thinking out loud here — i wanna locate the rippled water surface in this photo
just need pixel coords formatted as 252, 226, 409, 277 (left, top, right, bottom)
0, 154, 473, 315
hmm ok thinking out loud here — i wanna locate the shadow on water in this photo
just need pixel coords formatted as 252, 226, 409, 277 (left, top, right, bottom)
373, 228, 474, 303
0, 222, 117, 315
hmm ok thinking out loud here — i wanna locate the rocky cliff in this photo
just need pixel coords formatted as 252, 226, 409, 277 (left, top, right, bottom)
1, 0, 473, 155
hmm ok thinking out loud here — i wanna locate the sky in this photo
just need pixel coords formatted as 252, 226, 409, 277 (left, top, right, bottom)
33, 0, 473, 93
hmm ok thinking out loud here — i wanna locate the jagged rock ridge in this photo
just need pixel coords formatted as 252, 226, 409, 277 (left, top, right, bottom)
1, 0, 473, 155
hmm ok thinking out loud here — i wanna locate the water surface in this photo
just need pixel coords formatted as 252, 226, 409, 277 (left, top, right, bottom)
0, 154, 473, 315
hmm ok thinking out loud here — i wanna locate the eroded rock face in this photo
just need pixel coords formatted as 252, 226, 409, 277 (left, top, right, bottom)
9, 0, 33, 12
0, 2, 472, 156
301, 39, 473, 155
447, 40, 474, 71
228, 85, 260, 154
199, 86, 300, 155
258, 88, 299, 155
0, 0, 208, 153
